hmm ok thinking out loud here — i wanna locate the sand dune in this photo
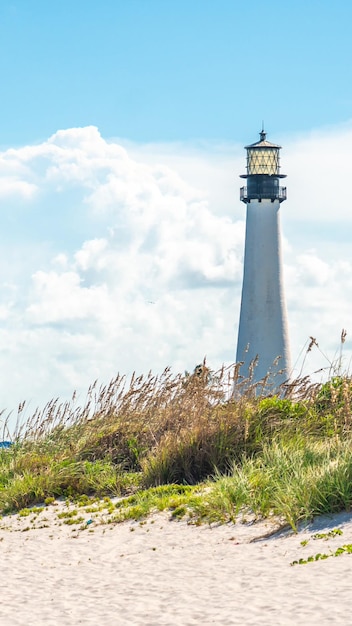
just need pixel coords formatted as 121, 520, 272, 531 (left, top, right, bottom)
1, 500, 351, 625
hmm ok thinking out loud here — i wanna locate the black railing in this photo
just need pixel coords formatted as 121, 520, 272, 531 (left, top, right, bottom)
240, 186, 287, 203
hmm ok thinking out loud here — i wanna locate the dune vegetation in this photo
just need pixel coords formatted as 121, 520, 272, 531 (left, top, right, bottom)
1, 358, 352, 530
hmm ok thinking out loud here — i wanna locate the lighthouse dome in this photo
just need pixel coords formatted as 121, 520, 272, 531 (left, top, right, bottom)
244, 130, 283, 177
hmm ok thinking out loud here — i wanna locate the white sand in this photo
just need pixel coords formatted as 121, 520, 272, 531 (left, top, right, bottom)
1, 499, 352, 625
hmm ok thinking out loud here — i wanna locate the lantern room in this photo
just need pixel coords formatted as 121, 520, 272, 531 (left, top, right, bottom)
240, 130, 287, 203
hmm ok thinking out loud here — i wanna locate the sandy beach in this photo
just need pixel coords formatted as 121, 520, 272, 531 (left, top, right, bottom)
0, 500, 352, 625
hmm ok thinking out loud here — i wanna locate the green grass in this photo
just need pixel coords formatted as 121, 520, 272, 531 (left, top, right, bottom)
1, 365, 352, 529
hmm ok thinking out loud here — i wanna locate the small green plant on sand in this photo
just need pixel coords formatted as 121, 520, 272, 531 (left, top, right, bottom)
111, 484, 204, 522
291, 544, 352, 566
57, 509, 78, 519
312, 529, 343, 540
300, 529, 343, 547
291, 528, 345, 565
63, 516, 84, 525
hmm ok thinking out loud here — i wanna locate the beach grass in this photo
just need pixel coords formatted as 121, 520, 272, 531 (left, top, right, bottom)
1, 363, 352, 529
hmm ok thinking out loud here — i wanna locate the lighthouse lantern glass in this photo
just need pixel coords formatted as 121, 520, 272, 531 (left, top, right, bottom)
247, 147, 280, 176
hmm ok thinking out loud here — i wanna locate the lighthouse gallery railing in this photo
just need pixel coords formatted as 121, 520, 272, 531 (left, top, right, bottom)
240, 186, 287, 203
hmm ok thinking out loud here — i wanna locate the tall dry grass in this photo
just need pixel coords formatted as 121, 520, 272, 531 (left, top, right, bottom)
0, 359, 352, 518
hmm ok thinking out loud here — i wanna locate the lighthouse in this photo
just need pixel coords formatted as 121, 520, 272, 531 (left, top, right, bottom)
236, 129, 291, 388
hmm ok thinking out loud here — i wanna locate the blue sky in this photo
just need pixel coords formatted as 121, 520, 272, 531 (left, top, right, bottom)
1, 0, 352, 146
1, 0, 352, 431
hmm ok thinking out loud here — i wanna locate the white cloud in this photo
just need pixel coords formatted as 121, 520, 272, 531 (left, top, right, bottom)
27, 270, 109, 323
0, 177, 37, 198
0, 123, 351, 431
295, 252, 332, 286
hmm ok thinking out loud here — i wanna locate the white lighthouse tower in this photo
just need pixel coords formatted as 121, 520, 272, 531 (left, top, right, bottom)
236, 129, 291, 388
